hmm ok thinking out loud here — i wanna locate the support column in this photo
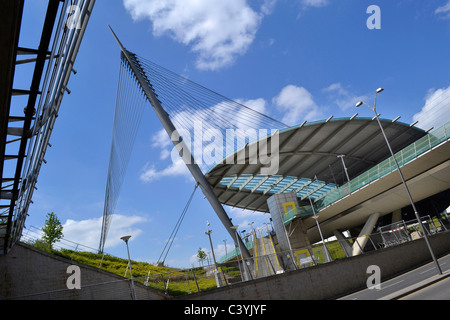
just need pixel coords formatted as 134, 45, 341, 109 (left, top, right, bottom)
333, 230, 352, 257
392, 209, 402, 223
267, 192, 311, 270
109, 27, 251, 258
352, 213, 379, 256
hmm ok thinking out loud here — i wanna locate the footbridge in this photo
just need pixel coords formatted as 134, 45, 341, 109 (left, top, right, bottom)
0, 0, 95, 254
212, 120, 449, 264
297, 121, 450, 243
101, 30, 449, 262
209, 118, 449, 246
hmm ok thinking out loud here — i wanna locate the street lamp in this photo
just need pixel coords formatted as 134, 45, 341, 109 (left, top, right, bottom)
356, 88, 442, 275
337, 155, 350, 183
121, 235, 137, 299
309, 196, 332, 263
223, 239, 228, 257
205, 229, 218, 271
230, 225, 244, 281
205, 228, 228, 287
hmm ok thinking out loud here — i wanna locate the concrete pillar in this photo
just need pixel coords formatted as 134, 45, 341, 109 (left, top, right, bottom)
267, 192, 311, 270
392, 209, 402, 223
352, 213, 379, 256
267, 194, 290, 252
333, 230, 352, 257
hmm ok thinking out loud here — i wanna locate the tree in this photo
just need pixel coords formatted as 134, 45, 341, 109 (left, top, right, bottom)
197, 247, 207, 266
41, 212, 63, 249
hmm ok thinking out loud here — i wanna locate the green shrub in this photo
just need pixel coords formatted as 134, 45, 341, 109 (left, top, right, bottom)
27, 245, 220, 296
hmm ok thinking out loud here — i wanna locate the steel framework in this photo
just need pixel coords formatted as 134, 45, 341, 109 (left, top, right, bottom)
0, 0, 95, 255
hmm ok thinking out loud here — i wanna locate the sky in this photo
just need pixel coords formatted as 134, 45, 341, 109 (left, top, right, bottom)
15, 0, 450, 268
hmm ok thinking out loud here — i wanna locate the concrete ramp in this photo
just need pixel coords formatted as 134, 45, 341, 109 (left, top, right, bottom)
178, 230, 450, 300
254, 235, 283, 277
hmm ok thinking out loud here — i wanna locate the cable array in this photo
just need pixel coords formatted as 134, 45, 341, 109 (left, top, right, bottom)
136, 54, 288, 172
99, 58, 148, 253
99, 51, 287, 253
412, 87, 450, 130
156, 183, 199, 266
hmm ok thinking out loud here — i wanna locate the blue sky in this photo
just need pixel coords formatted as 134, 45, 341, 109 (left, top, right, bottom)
18, 0, 450, 268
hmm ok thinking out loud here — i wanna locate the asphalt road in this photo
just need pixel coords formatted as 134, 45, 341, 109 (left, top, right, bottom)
400, 276, 450, 300
339, 252, 450, 300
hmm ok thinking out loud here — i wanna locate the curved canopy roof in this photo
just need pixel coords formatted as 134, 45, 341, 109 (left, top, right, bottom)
205, 117, 427, 212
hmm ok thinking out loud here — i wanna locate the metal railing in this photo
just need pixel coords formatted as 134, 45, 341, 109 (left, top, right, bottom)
4, 0, 96, 253
133, 214, 449, 297
21, 225, 100, 260
319, 122, 450, 210
284, 121, 450, 224
17, 214, 448, 298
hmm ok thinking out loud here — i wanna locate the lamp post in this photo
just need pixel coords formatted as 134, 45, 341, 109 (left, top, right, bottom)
248, 222, 256, 252
223, 239, 228, 258
307, 177, 332, 263
121, 235, 137, 300
309, 196, 332, 263
230, 225, 244, 281
356, 88, 442, 275
337, 155, 351, 182
205, 227, 227, 287
205, 229, 218, 271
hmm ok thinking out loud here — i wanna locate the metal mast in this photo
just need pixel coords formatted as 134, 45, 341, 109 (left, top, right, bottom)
108, 26, 251, 258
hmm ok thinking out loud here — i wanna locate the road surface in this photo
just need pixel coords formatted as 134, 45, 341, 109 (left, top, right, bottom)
339, 253, 450, 300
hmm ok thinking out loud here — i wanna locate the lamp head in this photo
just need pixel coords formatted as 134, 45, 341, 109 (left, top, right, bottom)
356, 101, 363, 107
120, 235, 131, 242
376, 88, 384, 93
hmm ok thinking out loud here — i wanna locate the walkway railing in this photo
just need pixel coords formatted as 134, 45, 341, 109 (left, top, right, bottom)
21, 225, 100, 259
17, 214, 449, 298
284, 121, 450, 224
132, 214, 450, 297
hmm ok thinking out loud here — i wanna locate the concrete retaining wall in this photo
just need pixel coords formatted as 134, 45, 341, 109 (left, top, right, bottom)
2, 231, 450, 300
0, 242, 166, 300
177, 230, 450, 300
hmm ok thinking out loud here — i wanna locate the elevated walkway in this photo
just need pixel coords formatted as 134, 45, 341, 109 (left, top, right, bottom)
178, 230, 450, 300
285, 122, 450, 242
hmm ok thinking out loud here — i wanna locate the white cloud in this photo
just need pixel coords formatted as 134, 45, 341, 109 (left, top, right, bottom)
189, 247, 209, 266
58, 214, 147, 250
152, 129, 172, 160
297, 0, 330, 16
260, 0, 278, 15
140, 157, 192, 183
123, 0, 267, 70
273, 85, 323, 125
413, 86, 450, 130
323, 83, 369, 111
152, 128, 171, 149
226, 206, 269, 240
301, 0, 329, 8
122, 0, 334, 69
141, 97, 275, 181
235, 98, 268, 115
435, 1, 450, 19
188, 243, 236, 266
228, 206, 266, 220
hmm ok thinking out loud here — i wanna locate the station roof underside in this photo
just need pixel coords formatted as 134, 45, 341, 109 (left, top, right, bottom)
206, 118, 427, 213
